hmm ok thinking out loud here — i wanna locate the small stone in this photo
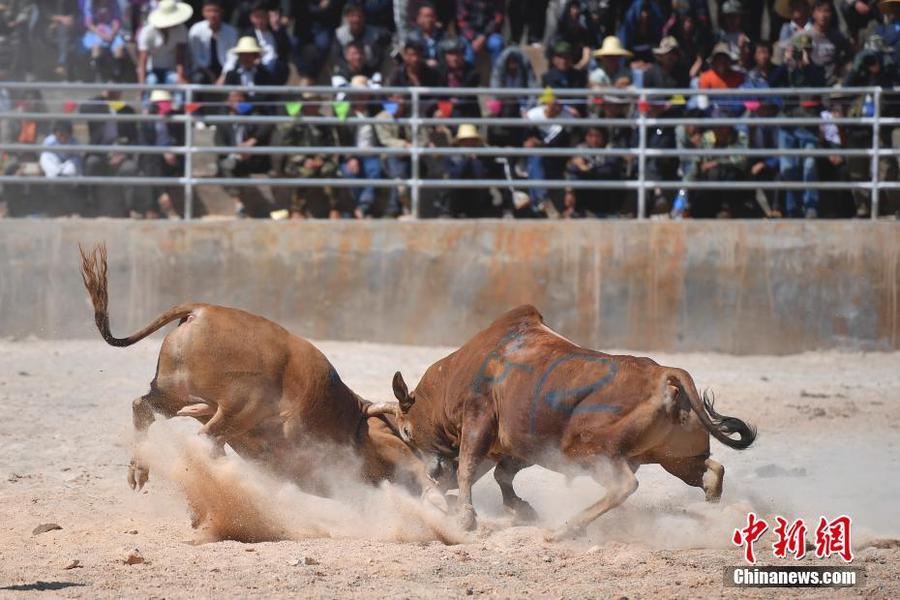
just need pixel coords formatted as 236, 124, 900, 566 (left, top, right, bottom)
124, 549, 144, 565
125, 530, 138, 535
63, 559, 82, 570
541, 555, 552, 563
586, 545, 601, 554
303, 556, 319, 566
466, 588, 474, 596
33, 523, 62, 535
245, 547, 255, 552
17, 371, 29, 376
287, 559, 301, 567
210, 567, 221, 572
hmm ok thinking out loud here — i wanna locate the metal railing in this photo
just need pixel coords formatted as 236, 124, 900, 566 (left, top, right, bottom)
1, 81, 898, 219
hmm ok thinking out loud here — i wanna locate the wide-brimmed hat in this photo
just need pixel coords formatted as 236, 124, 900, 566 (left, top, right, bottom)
349, 75, 370, 89
148, 0, 193, 29
774, 0, 813, 19
149, 89, 173, 103
721, 0, 745, 15
711, 42, 736, 61
653, 36, 680, 55
230, 36, 262, 55
454, 124, 484, 144
878, 0, 900, 16
593, 36, 632, 58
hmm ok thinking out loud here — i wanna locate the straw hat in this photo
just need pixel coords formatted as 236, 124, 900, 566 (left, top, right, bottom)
652, 36, 680, 55
148, 0, 193, 29
454, 124, 484, 145
149, 89, 172, 103
593, 36, 633, 59
349, 75, 370, 89
711, 41, 736, 61
774, 0, 812, 20
230, 36, 262, 55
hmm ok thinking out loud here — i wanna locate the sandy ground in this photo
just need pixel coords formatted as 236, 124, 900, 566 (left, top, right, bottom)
0, 338, 898, 599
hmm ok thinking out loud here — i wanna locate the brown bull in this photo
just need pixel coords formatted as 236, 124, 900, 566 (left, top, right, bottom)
386, 305, 756, 541
78, 244, 443, 511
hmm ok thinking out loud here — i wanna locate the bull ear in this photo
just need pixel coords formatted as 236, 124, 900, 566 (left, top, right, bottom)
392, 371, 415, 413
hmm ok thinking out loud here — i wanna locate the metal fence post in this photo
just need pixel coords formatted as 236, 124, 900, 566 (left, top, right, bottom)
637, 92, 647, 220
184, 86, 194, 220
870, 87, 881, 220
410, 88, 421, 219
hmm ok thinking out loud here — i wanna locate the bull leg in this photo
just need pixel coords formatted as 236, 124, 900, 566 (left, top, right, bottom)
456, 402, 496, 531
494, 458, 538, 523
660, 455, 724, 502
128, 394, 156, 490
546, 458, 638, 542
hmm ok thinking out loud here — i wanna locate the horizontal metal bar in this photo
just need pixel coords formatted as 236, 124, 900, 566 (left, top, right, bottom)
0, 143, 186, 155
0, 174, 887, 190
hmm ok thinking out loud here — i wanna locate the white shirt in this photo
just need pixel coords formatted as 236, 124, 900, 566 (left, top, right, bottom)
252, 28, 276, 65
40, 134, 81, 177
138, 23, 188, 71
525, 105, 576, 145
188, 20, 238, 71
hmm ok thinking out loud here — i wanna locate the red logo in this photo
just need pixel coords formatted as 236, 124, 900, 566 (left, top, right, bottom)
732, 512, 769, 564
734, 514, 853, 564
772, 517, 807, 560
814, 515, 854, 562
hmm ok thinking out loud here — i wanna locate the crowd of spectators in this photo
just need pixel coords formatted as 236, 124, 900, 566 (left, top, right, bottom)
1, 0, 900, 218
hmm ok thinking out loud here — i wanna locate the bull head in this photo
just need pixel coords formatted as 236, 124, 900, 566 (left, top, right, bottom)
392, 371, 416, 413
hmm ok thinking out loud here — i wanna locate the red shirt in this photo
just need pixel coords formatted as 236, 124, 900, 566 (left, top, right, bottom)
699, 68, 745, 89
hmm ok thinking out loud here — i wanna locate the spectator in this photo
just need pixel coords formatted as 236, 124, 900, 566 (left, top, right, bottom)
188, 0, 238, 86
551, 0, 594, 70
699, 42, 745, 114
808, 0, 852, 85
663, 3, 713, 80
456, 0, 505, 64
776, 0, 811, 63
618, 0, 665, 61
82, 0, 127, 80
643, 35, 690, 88
243, 0, 290, 85
589, 35, 633, 87
438, 38, 481, 118
406, 1, 445, 68
874, 6, 900, 66
444, 124, 502, 217
716, 0, 750, 62
375, 92, 428, 216
215, 90, 273, 217
39, 120, 81, 178
137, 0, 192, 104
38, 0, 79, 79
388, 37, 443, 87
567, 126, 625, 217
508, 0, 549, 45
138, 90, 183, 218
273, 94, 344, 219
360, 0, 395, 31
2, 0, 34, 79
777, 32, 826, 218
223, 36, 274, 104
542, 40, 588, 90
524, 96, 578, 217
340, 76, 384, 219
79, 88, 142, 217
333, 2, 391, 74
745, 40, 787, 87
689, 112, 750, 218
332, 41, 384, 89
839, 0, 878, 47
489, 45, 538, 147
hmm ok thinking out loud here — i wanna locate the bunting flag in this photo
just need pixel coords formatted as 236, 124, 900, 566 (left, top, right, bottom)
538, 86, 555, 105
184, 102, 203, 114
285, 101, 303, 117
63, 100, 78, 113
637, 99, 649, 114
236, 102, 254, 115
485, 99, 502, 115
669, 94, 686, 106
333, 100, 351, 121
156, 101, 173, 115
107, 100, 126, 112
436, 100, 453, 118
744, 99, 761, 113
382, 101, 398, 116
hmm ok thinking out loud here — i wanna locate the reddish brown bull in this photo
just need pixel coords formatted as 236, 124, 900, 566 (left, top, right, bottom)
385, 305, 756, 540
79, 244, 443, 512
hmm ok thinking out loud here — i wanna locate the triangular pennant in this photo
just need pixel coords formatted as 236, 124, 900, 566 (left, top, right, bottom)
156, 101, 173, 115
538, 86, 555, 105
107, 100, 126, 112
184, 101, 203, 114
382, 101, 398, 116
333, 100, 351, 121
437, 100, 453, 119
285, 101, 303, 117
63, 100, 78, 113
670, 94, 686, 106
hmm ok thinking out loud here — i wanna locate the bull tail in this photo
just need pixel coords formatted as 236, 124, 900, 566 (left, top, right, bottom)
667, 368, 756, 450
79, 243, 198, 347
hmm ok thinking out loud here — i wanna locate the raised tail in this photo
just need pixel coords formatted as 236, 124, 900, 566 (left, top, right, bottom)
667, 368, 757, 450
79, 243, 198, 347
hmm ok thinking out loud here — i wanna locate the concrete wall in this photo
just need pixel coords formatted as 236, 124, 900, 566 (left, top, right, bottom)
1, 220, 897, 354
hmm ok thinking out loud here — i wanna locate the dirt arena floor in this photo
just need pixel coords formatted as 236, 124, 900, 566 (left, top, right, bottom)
0, 338, 898, 598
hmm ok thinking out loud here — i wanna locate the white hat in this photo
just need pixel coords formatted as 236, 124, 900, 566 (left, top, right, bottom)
454, 124, 484, 145
148, 0, 193, 29
149, 89, 172, 103
230, 36, 263, 55
593, 36, 633, 59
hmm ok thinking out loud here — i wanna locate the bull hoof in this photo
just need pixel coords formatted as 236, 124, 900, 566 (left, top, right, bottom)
458, 503, 477, 531
127, 459, 149, 491
506, 499, 539, 524
422, 487, 449, 513
544, 524, 583, 543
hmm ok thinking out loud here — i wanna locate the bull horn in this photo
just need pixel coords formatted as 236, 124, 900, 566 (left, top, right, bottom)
366, 402, 399, 417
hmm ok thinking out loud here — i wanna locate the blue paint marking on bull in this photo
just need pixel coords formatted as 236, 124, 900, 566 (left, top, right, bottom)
528, 354, 621, 433
471, 329, 533, 394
